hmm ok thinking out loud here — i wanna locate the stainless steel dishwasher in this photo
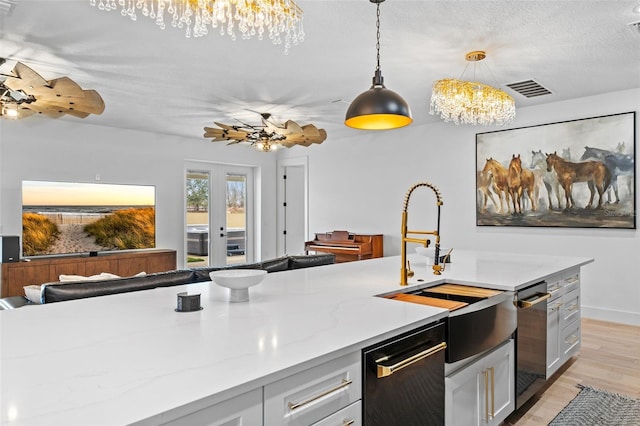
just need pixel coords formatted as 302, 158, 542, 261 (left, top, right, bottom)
515, 280, 551, 409
362, 320, 446, 426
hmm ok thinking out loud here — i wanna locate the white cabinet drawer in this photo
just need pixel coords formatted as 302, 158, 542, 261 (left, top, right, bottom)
264, 352, 361, 426
562, 270, 580, 294
561, 321, 581, 360
312, 401, 362, 426
560, 288, 580, 328
546, 274, 563, 301
161, 388, 262, 426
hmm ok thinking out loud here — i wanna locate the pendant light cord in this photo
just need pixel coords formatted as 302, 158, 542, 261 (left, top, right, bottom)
375, 1, 381, 72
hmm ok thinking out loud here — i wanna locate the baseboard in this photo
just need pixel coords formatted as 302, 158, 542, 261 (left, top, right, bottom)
582, 305, 640, 326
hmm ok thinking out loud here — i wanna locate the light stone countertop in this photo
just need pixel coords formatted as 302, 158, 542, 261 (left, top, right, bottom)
0, 250, 593, 425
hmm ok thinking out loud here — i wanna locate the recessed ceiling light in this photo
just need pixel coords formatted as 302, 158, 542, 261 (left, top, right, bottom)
633, 4, 640, 13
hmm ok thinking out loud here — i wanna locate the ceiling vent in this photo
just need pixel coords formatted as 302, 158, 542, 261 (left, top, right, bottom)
505, 79, 552, 98
628, 21, 640, 37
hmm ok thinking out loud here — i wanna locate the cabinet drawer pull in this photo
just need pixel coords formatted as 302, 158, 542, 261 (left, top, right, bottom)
566, 304, 579, 312
490, 367, 495, 419
564, 276, 579, 284
549, 302, 563, 311
565, 335, 579, 345
518, 292, 550, 308
287, 379, 353, 411
376, 342, 447, 378
343, 420, 355, 426
484, 369, 489, 422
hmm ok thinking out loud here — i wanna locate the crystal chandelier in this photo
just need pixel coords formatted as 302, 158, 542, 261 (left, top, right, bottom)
89, 0, 305, 53
430, 51, 515, 126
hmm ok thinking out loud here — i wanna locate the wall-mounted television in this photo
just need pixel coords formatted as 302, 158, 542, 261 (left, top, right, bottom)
22, 180, 156, 257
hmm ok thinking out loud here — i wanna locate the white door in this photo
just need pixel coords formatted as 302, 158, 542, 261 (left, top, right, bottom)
185, 163, 254, 267
277, 157, 308, 256
283, 165, 305, 255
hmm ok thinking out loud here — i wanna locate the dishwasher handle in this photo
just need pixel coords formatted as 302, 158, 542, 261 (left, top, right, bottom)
376, 342, 447, 378
517, 292, 550, 309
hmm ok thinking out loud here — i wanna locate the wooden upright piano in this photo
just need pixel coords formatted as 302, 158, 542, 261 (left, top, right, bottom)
304, 231, 383, 263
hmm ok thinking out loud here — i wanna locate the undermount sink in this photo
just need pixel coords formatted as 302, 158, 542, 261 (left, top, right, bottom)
386, 283, 501, 311
384, 282, 516, 363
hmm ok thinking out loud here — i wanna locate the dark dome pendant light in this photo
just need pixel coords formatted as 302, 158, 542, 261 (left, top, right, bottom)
345, 0, 412, 130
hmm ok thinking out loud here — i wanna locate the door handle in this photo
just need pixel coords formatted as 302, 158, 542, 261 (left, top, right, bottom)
484, 369, 489, 422
376, 342, 446, 378
490, 366, 495, 419
518, 292, 550, 308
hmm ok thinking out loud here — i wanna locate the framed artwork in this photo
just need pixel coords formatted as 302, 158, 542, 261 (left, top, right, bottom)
476, 112, 635, 229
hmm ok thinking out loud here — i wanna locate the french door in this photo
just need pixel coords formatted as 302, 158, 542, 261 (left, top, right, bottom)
185, 162, 254, 267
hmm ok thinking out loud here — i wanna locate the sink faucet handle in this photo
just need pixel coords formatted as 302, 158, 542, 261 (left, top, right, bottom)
407, 260, 414, 278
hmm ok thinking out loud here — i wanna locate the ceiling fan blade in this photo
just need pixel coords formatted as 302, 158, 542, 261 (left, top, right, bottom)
213, 121, 238, 130
32, 88, 105, 115
41, 76, 85, 97
2, 62, 48, 92
3, 62, 104, 119
17, 102, 66, 118
282, 120, 303, 134
204, 127, 251, 141
300, 123, 321, 137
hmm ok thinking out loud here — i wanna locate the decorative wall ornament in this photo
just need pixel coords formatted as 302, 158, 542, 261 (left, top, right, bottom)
476, 112, 635, 228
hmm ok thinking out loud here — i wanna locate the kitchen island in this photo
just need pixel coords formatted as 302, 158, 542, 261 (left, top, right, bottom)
0, 250, 593, 425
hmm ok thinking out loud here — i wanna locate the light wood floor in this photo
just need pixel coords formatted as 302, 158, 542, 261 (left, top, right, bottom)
505, 318, 640, 425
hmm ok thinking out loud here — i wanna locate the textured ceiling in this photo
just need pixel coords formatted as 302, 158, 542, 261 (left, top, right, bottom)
1, 0, 639, 142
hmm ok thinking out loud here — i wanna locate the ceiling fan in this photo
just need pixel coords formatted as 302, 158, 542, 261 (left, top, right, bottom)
0, 59, 105, 119
203, 112, 327, 152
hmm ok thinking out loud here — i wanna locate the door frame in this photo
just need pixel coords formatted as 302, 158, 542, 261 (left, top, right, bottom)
276, 156, 309, 257
184, 161, 256, 267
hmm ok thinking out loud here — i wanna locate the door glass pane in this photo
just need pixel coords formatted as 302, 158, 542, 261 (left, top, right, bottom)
186, 171, 210, 267
226, 173, 246, 265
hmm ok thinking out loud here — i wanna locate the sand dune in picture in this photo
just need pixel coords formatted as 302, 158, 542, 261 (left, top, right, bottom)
44, 223, 112, 255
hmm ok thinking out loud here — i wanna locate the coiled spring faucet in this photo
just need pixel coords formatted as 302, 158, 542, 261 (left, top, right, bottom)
400, 182, 443, 285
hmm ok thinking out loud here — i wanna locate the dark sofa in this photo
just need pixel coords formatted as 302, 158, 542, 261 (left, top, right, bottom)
36, 253, 336, 305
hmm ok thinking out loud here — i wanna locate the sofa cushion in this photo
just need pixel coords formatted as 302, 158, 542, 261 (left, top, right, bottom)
43, 269, 196, 303
191, 263, 262, 283
260, 256, 290, 273
288, 253, 336, 269
0, 296, 33, 310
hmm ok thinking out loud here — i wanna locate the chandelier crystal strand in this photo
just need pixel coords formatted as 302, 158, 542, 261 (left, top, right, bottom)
89, 0, 304, 53
430, 51, 516, 126
430, 79, 516, 126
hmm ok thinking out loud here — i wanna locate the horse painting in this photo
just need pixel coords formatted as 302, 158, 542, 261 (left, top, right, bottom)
546, 152, 611, 210
579, 146, 634, 203
477, 170, 499, 213
507, 154, 537, 214
531, 149, 564, 210
481, 158, 511, 213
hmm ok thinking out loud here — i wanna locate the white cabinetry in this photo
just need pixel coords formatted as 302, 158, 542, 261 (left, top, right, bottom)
312, 401, 361, 426
163, 352, 360, 426
546, 269, 581, 378
162, 388, 262, 426
264, 352, 361, 426
445, 339, 515, 426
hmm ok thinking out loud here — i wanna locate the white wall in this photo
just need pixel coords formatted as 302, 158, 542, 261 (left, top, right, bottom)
280, 89, 640, 325
2, 90, 639, 325
0, 119, 279, 267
